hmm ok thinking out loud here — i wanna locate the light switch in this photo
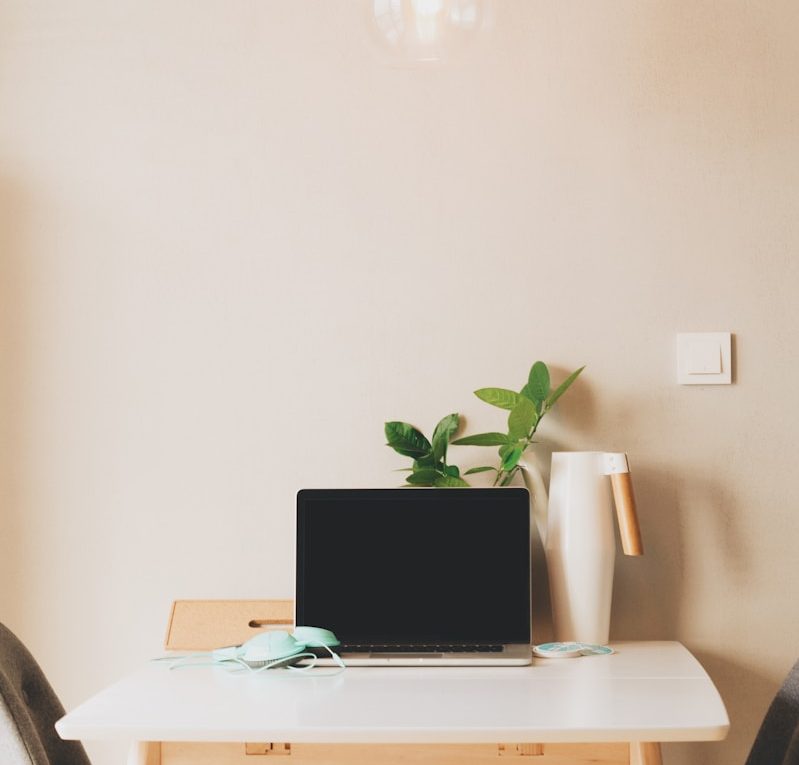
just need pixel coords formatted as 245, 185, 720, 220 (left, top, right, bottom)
677, 332, 732, 385
686, 338, 722, 374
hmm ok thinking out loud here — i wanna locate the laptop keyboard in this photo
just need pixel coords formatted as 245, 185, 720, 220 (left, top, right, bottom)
337, 644, 504, 654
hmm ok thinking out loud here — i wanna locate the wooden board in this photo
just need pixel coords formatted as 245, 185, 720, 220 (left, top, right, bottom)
164, 600, 294, 650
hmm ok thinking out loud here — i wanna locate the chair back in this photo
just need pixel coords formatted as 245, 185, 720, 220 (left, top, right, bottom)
0, 623, 91, 765
746, 659, 799, 765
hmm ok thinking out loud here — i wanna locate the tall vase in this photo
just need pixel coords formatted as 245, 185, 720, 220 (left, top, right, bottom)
520, 452, 643, 645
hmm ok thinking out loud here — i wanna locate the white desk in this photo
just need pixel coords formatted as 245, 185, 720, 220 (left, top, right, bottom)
56, 641, 728, 765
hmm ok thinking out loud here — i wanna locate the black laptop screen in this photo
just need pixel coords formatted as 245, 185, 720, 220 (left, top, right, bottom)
296, 488, 531, 645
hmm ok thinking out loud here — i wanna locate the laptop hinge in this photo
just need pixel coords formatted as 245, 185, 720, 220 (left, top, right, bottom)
498, 743, 545, 756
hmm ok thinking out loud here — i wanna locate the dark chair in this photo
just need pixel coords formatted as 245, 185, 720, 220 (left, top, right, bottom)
746, 659, 799, 765
0, 622, 90, 765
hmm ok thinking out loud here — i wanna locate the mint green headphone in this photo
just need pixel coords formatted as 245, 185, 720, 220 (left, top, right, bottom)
211, 626, 343, 671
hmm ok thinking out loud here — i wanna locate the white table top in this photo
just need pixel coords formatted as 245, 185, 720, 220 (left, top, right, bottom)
56, 641, 729, 745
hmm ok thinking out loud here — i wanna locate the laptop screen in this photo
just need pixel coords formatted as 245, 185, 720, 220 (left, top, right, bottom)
296, 488, 531, 645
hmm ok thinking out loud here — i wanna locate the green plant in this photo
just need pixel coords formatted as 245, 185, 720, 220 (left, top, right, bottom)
452, 361, 585, 486
384, 413, 470, 487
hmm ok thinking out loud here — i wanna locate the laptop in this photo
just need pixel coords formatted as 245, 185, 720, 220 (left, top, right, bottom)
295, 487, 532, 666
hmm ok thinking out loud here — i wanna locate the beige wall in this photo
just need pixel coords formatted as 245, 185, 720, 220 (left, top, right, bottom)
1, 2, 798, 763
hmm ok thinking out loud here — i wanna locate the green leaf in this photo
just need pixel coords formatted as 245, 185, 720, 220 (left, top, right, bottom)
464, 466, 497, 475
474, 388, 521, 411
413, 455, 437, 470
501, 446, 523, 472
431, 413, 460, 463
545, 366, 585, 410
444, 464, 460, 478
507, 396, 538, 440
405, 469, 440, 486
528, 361, 551, 403
433, 474, 470, 488
384, 421, 432, 459
519, 383, 536, 402
452, 432, 511, 447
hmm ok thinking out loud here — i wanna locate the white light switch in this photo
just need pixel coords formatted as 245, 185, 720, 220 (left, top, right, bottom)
687, 338, 722, 374
677, 332, 732, 385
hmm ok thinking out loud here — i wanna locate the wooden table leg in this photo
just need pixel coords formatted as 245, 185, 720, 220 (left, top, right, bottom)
630, 742, 662, 765
126, 742, 161, 765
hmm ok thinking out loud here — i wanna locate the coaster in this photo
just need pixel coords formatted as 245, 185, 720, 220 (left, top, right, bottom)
533, 642, 615, 658
578, 643, 614, 656
533, 642, 583, 658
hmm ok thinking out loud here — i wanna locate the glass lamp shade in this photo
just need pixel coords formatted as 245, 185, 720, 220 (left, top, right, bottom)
370, 0, 490, 63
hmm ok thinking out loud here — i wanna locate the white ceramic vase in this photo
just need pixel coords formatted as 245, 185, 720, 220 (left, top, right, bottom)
520, 452, 643, 646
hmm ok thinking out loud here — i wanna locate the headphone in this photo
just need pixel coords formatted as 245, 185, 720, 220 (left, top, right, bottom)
211, 626, 343, 672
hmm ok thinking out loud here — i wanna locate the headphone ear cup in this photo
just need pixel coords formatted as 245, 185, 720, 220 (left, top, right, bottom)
292, 626, 340, 648
241, 630, 305, 666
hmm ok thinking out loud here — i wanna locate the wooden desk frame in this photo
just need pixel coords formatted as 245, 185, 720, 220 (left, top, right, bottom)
131, 740, 657, 765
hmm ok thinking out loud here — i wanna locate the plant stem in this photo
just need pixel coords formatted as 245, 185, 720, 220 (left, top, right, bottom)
495, 417, 543, 486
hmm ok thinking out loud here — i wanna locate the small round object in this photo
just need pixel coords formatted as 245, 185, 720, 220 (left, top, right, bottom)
578, 644, 615, 656
533, 642, 584, 658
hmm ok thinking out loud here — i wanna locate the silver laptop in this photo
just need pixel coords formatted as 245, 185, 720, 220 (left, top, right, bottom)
295, 488, 532, 666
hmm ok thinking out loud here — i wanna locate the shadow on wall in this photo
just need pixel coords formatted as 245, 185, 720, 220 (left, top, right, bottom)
612, 463, 748, 640
0, 178, 28, 622
525, 371, 749, 652
608, 464, 684, 640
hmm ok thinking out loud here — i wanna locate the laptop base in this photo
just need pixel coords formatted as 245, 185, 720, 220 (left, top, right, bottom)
307, 643, 532, 667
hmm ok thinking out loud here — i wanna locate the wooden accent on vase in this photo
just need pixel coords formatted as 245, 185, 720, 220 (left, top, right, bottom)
610, 472, 643, 556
